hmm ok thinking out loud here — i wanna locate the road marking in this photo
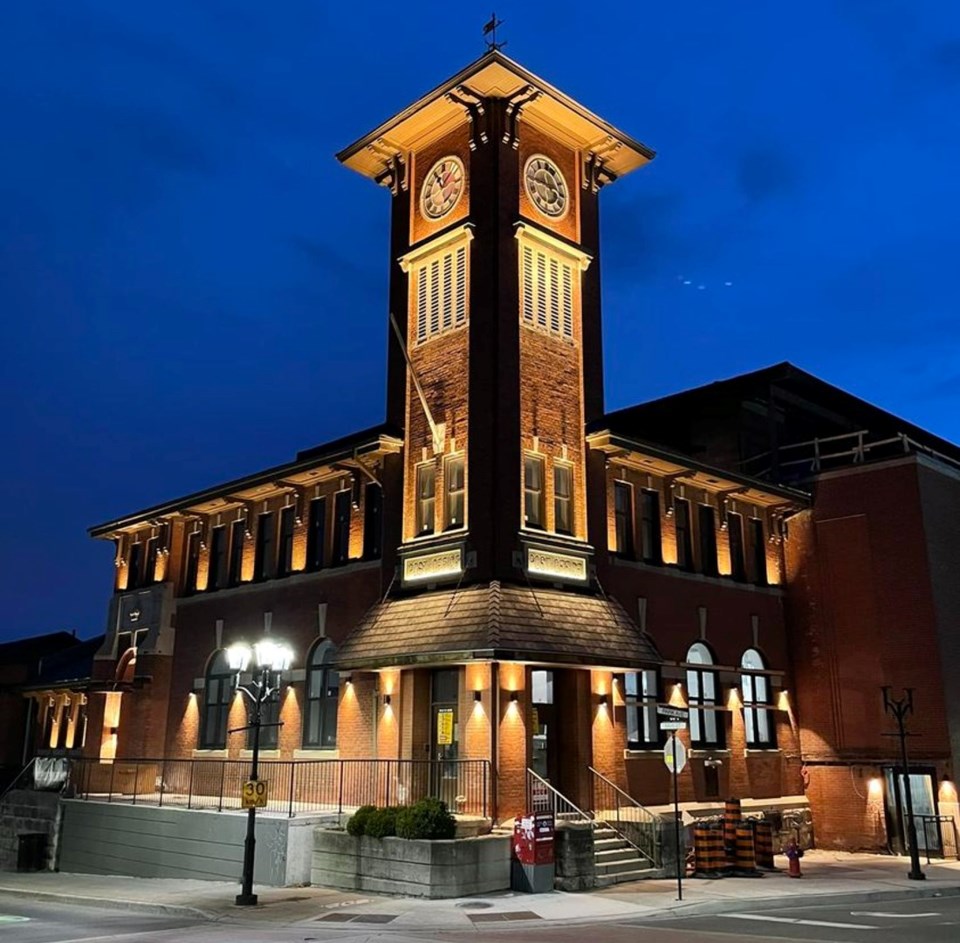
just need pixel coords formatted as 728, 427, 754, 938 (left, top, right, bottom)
0, 915, 29, 923
851, 911, 941, 918
720, 913, 879, 930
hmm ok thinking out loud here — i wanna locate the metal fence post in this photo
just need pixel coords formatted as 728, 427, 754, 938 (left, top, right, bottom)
158, 757, 166, 808
288, 761, 295, 818
218, 760, 226, 812
187, 759, 195, 810
131, 761, 139, 806
338, 761, 344, 815
108, 759, 116, 803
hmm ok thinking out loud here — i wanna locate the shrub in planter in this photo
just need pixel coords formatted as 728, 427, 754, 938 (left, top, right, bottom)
346, 804, 376, 837
365, 806, 399, 839
396, 797, 456, 840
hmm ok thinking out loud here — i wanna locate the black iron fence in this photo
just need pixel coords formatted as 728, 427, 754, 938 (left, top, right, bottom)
69, 757, 490, 818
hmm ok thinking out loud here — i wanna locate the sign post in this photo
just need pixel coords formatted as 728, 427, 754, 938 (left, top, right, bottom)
660, 706, 689, 902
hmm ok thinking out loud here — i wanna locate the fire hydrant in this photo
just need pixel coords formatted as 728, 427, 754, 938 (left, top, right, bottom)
785, 839, 803, 878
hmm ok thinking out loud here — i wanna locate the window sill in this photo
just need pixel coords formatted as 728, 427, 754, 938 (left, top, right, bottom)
239, 749, 280, 759
745, 748, 781, 755
192, 749, 228, 759
624, 749, 667, 759
688, 749, 731, 758
293, 748, 339, 760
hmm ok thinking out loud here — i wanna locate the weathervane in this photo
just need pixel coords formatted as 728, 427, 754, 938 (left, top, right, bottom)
483, 13, 505, 51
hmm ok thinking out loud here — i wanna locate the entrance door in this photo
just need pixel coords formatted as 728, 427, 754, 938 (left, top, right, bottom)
530, 670, 558, 784
884, 767, 940, 855
430, 668, 459, 807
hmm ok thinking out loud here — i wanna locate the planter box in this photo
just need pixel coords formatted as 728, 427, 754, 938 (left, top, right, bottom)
311, 828, 510, 898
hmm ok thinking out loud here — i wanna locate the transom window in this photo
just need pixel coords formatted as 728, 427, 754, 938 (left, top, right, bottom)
520, 244, 574, 340
741, 648, 776, 748
304, 641, 339, 749
624, 669, 662, 749
415, 245, 467, 344
686, 642, 724, 748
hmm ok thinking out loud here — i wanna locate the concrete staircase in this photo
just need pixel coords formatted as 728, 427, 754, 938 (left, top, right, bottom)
593, 825, 656, 886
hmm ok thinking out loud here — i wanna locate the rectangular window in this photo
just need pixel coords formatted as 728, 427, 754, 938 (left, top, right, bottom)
254, 512, 275, 581
306, 497, 326, 571
332, 490, 351, 564
750, 518, 768, 586
640, 490, 662, 564
207, 526, 227, 591
698, 504, 718, 577
415, 244, 468, 344
144, 537, 159, 585
521, 244, 575, 340
727, 512, 746, 582
742, 672, 776, 748
415, 464, 436, 536
614, 481, 634, 557
444, 455, 465, 530
277, 506, 296, 577
228, 520, 245, 586
674, 499, 693, 570
363, 484, 383, 558
687, 665, 724, 748
624, 670, 662, 749
524, 455, 545, 529
184, 531, 201, 595
553, 463, 573, 535
127, 542, 142, 590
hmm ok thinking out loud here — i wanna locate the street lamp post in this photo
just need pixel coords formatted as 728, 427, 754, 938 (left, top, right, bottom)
881, 686, 924, 881
227, 638, 294, 907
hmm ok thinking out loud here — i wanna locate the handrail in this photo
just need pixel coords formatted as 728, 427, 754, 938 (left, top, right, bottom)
589, 766, 661, 867
0, 758, 36, 805
525, 768, 591, 823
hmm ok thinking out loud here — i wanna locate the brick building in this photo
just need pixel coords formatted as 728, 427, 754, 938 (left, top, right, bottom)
17, 52, 957, 856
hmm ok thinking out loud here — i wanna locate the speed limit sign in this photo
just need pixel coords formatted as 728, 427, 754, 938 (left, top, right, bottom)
241, 779, 268, 808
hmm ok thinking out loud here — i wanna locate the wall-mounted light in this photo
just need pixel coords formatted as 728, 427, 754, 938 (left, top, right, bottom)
868, 777, 883, 799
344, 674, 353, 686
599, 694, 608, 707
510, 691, 519, 703
383, 694, 392, 707
109, 726, 119, 736
474, 691, 482, 702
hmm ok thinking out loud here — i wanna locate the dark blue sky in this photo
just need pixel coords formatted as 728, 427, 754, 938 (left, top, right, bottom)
3, 2, 959, 642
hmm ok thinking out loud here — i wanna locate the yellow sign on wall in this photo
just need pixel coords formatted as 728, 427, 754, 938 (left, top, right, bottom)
436, 708, 454, 745
241, 779, 268, 809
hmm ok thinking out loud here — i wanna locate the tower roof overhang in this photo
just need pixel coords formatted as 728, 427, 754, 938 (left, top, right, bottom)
337, 51, 655, 185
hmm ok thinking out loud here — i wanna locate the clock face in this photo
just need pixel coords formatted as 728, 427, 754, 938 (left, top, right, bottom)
421, 157, 465, 220
525, 155, 568, 219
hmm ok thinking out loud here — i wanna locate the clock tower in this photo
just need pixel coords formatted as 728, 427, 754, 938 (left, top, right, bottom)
338, 51, 654, 590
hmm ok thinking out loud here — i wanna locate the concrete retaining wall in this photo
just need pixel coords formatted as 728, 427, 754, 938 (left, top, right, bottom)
59, 800, 328, 885
0, 790, 62, 871
311, 829, 510, 898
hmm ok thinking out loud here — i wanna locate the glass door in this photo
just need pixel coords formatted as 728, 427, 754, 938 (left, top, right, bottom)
431, 668, 459, 807
884, 767, 940, 855
530, 670, 556, 783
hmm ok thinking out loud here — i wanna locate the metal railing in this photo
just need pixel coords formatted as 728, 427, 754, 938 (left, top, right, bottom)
915, 814, 960, 862
69, 757, 490, 818
589, 766, 661, 867
525, 768, 591, 823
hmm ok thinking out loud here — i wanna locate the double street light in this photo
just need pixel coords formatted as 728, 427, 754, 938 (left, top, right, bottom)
227, 637, 294, 907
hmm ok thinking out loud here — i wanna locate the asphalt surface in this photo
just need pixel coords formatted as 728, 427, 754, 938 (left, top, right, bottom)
3, 894, 960, 942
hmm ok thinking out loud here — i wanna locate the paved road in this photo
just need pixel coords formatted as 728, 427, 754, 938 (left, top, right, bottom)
2, 893, 959, 943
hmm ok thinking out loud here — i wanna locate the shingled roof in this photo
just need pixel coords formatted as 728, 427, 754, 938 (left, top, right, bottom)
335, 581, 661, 670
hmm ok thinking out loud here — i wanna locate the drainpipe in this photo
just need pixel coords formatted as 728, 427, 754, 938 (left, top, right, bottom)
491, 662, 499, 824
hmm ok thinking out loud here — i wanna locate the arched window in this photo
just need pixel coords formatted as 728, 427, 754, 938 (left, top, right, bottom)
686, 642, 724, 748
741, 648, 775, 748
199, 650, 234, 750
303, 640, 339, 749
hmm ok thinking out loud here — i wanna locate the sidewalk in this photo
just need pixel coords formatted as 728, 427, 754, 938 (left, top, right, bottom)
0, 851, 958, 930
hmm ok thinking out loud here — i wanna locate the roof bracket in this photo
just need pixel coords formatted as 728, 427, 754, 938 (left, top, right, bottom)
446, 86, 488, 149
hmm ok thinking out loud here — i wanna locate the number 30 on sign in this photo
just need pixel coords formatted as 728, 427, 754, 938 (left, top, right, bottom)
241, 779, 268, 808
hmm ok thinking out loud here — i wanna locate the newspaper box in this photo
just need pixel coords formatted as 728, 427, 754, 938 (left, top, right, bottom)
511, 812, 555, 892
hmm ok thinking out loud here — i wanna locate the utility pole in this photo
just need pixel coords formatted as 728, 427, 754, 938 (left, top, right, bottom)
882, 686, 924, 881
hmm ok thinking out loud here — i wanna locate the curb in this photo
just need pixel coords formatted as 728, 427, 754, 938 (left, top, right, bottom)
0, 886, 213, 922
637, 883, 960, 922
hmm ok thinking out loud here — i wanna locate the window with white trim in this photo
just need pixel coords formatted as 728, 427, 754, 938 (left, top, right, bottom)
521, 243, 574, 340
414, 244, 468, 344
686, 642, 724, 748
741, 648, 776, 748
623, 669, 662, 749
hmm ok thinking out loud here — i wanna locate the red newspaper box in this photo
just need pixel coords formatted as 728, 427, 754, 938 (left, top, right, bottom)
533, 812, 555, 864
